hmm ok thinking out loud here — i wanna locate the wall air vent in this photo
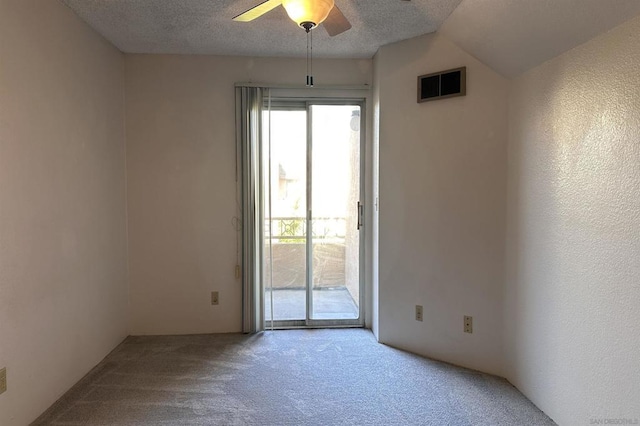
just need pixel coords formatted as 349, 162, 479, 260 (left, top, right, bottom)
417, 67, 466, 103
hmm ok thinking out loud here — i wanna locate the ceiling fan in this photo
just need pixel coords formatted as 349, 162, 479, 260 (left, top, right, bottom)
233, 0, 352, 36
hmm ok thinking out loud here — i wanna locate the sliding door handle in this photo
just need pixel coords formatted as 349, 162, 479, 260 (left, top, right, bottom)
356, 201, 364, 230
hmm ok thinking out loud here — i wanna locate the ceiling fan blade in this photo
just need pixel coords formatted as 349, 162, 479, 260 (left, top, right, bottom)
323, 5, 351, 36
233, 0, 282, 22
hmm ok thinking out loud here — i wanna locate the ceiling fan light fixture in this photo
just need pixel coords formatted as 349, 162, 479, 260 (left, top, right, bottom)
282, 0, 335, 30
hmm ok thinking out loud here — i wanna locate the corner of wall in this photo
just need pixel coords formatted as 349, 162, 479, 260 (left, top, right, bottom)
0, 2, 129, 424
376, 31, 509, 377
503, 14, 640, 424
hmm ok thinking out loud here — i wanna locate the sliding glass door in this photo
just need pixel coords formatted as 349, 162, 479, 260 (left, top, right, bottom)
263, 100, 364, 328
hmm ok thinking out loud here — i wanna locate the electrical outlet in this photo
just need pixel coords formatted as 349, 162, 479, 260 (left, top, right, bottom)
211, 291, 219, 305
464, 316, 473, 333
0, 367, 6, 395
415, 305, 423, 322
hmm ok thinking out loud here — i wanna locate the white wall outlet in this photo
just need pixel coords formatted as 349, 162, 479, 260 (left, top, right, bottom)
464, 316, 473, 333
0, 367, 6, 395
211, 291, 219, 305
415, 305, 423, 322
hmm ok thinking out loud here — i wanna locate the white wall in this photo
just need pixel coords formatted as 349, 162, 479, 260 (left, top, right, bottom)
505, 15, 640, 426
0, 1, 128, 425
376, 32, 508, 376
125, 55, 372, 335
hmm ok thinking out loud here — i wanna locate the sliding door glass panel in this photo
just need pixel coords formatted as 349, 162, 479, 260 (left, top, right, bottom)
310, 105, 361, 320
263, 109, 307, 322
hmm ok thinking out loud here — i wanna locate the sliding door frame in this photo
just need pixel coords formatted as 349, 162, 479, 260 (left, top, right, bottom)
265, 97, 366, 329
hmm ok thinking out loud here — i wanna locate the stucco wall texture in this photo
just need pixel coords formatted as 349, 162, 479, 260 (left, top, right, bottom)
505, 14, 640, 426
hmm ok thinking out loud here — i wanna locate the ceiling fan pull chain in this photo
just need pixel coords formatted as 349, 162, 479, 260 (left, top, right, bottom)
309, 29, 314, 87
306, 30, 311, 86
305, 28, 313, 87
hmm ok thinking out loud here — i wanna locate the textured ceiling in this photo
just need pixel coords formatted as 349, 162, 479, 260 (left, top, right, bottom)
60, 0, 463, 58
439, 0, 640, 77
60, 0, 640, 75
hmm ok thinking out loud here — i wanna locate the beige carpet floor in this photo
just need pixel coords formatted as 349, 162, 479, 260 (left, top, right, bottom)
33, 329, 555, 425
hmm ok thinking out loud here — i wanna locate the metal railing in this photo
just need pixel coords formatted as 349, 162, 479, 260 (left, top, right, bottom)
265, 217, 346, 241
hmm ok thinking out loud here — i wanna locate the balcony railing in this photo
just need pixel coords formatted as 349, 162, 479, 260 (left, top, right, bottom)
265, 217, 346, 241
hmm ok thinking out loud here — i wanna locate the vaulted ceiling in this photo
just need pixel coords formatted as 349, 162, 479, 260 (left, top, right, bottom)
61, 0, 640, 77
60, 0, 463, 59
440, 0, 640, 77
